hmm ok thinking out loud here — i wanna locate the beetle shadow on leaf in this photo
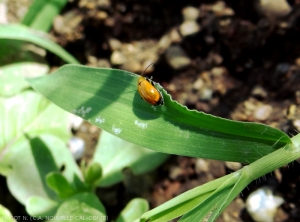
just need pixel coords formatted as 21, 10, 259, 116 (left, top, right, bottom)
132, 91, 162, 120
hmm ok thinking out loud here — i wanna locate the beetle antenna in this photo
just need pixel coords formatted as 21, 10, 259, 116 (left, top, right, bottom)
141, 63, 154, 76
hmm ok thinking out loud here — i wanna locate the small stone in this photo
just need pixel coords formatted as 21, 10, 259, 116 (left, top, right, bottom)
141, 61, 155, 73
156, 34, 172, 53
244, 101, 257, 111
53, 16, 65, 33
97, 0, 111, 8
87, 55, 98, 65
199, 88, 213, 100
169, 28, 182, 43
211, 67, 225, 76
179, 20, 201, 37
219, 18, 232, 27
295, 58, 300, 67
193, 78, 204, 90
96, 11, 108, 20
278, 21, 289, 29
108, 38, 122, 51
158, 34, 172, 52
195, 159, 209, 173
68, 137, 85, 160
0, 2, 8, 24
70, 114, 84, 130
286, 104, 297, 119
167, 83, 176, 93
104, 17, 115, 27
53, 11, 84, 39
165, 45, 191, 70
121, 60, 142, 73
97, 59, 111, 68
110, 51, 126, 65
253, 104, 272, 121
211, 1, 234, 17
256, 0, 292, 19
293, 119, 300, 132
231, 112, 248, 121
251, 85, 268, 99
246, 186, 284, 222
210, 54, 224, 66
225, 161, 242, 171
79, 0, 96, 9
182, 6, 200, 21
169, 166, 184, 180
274, 169, 282, 183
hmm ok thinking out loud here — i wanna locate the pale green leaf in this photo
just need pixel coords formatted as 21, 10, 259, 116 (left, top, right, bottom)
116, 198, 149, 222
0, 90, 70, 154
5, 135, 81, 205
93, 130, 169, 187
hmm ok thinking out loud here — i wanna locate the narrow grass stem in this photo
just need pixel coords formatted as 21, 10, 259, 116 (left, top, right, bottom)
243, 134, 300, 182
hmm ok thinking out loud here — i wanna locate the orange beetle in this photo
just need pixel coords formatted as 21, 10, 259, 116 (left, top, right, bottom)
137, 64, 164, 106
137, 76, 164, 106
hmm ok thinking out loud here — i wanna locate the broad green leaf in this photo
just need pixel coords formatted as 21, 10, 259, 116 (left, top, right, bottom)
27, 193, 106, 219
0, 90, 70, 154
0, 62, 48, 97
48, 193, 106, 221
93, 130, 169, 187
116, 198, 149, 222
0, 205, 15, 222
22, 0, 68, 32
28, 64, 291, 163
83, 162, 102, 186
46, 173, 76, 199
0, 24, 79, 64
26, 196, 59, 217
4, 135, 81, 205
73, 173, 90, 192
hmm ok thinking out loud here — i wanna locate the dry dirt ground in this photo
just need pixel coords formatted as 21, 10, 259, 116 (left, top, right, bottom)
4, 0, 300, 221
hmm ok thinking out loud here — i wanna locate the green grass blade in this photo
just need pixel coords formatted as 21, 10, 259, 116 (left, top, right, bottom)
0, 24, 79, 64
27, 64, 291, 163
138, 174, 233, 222
178, 171, 247, 222
21, 0, 68, 32
140, 142, 300, 222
